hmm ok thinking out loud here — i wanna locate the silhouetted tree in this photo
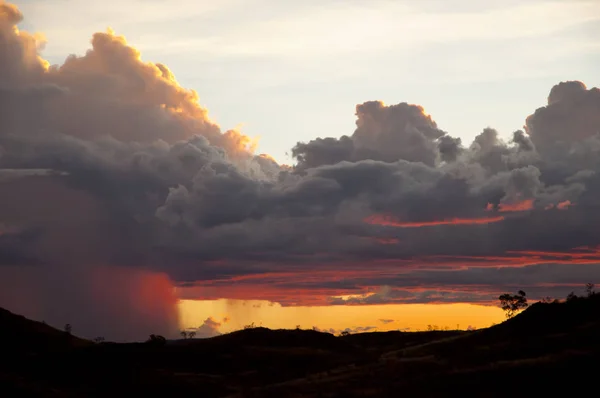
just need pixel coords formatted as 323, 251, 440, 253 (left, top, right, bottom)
585, 283, 595, 297
188, 331, 196, 339
180, 331, 187, 339
341, 331, 350, 336
499, 290, 528, 318
567, 291, 578, 302
243, 322, 255, 329
64, 323, 72, 335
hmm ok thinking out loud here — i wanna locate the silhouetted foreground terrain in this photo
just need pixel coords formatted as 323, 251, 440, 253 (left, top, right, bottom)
1, 295, 600, 397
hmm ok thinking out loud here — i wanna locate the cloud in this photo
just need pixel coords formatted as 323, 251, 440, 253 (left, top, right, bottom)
343, 326, 377, 334
379, 319, 395, 324
188, 317, 222, 338
292, 101, 446, 169
1, 1, 600, 339
526, 81, 600, 161
0, 169, 68, 183
312, 325, 377, 335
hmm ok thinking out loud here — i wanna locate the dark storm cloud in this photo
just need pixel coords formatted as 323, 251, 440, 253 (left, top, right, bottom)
1, 1, 600, 339
511, 130, 534, 152
438, 135, 462, 163
292, 101, 447, 170
525, 80, 600, 164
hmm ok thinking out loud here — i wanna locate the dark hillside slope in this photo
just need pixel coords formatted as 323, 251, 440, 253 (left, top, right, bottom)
342, 330, 463, 353
182, 327, 357, 352
249, 295, 600, 397
0, 307, 90, 357
491, 293, 600, 334
1, 296, 600, 397
398, 294, 600, 362
1, 324, 370, 397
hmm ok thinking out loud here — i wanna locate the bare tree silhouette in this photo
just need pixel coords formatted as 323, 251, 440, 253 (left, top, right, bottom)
586, 283, 595, 297
499, 290, 528, 318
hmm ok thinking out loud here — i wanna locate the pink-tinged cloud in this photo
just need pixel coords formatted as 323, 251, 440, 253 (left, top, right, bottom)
364, 214, 505, 228
173, 244, 600, 306
498, 199, 535, 213
374, 237, 400, 245
556, 200, 573, 210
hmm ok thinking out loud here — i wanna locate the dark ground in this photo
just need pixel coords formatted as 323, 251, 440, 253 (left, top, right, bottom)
1, 294, 599, 397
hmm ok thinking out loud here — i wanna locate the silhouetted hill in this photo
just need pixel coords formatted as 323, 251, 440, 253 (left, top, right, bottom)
1, 294, 599, 397
203, 327, 356, 352
0, 307, 90, 357
492, 292, 600, 334
342, 330, 464, 354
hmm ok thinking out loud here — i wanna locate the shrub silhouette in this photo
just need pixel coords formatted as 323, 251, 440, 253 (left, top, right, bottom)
146, 334, 167, 346
567, 291, 578, 302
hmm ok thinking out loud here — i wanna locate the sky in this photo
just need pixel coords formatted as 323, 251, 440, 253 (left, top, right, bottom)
14, 0, 600, 164
0, 0, 599, 340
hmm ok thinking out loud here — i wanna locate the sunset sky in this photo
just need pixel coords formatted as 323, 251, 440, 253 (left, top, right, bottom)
1, 0, 599, 340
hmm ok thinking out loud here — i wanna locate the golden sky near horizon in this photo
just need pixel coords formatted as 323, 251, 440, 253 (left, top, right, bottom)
178, 299, 505, 335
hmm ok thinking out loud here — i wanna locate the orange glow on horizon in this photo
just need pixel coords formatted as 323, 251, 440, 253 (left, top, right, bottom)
178, 299, 505, 335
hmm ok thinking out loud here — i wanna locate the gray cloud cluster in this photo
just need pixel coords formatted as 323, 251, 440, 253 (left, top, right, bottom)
1, 2, 600, 338
312, 325, 377, 335
186, 317, 223, 338
292, 101, 446, 170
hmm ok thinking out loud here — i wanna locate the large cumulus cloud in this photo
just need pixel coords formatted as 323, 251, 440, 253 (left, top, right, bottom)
1, 1, 600, 338
292, 101, 446, 170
